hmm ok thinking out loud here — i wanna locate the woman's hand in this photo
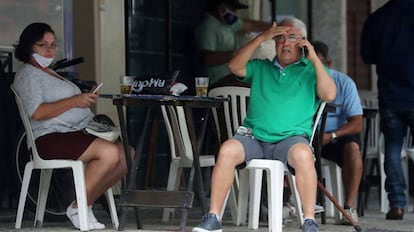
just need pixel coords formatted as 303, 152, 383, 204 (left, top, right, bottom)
71, 93, 98, 108
32, 92, 98, 120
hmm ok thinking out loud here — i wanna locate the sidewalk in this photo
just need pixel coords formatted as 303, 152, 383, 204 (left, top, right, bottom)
1, 188, 413, 232
1, 208, 414, 231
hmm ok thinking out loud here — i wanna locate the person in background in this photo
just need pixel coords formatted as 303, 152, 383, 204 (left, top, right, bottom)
194, 0, 271, 89
313, 40, 363, 225
360, 0, 414, 220
192, 16, 336, 232
13, 22, 131, 230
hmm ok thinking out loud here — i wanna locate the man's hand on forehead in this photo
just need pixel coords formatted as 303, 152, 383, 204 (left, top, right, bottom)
267, 22, 290, 38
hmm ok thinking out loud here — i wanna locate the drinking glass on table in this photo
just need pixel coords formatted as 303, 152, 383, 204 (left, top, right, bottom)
195, 77, 209, 97
120, 76, 134, 94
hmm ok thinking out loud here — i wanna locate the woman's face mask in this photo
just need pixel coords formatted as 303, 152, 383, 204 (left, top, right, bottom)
32, 53, 54, 68
222, 8, 238, 25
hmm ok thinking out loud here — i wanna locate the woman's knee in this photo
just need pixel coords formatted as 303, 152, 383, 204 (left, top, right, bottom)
118, 153, 128, 176
114, 143, 129, 175
96, 143, 121, 167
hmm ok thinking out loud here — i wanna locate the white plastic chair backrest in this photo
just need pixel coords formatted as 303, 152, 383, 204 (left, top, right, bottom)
365, 112, 381, 156
358, 90, 378, 108
406, 127, 414, 161
160, 105, 194, 163
407, 127, 413, 148
311, 101, 327, 145
161, 105, 179, 160
398, 127, 412, 159
358, 90, 380, 157
176, 106, 196, 162
11, 86, 44, 164
208, 86, 250, 140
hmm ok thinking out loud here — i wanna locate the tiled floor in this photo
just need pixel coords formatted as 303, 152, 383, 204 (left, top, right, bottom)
1, 187, 413, 231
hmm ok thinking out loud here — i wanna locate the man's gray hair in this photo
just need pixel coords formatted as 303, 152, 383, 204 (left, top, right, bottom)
278, 16, 307, 38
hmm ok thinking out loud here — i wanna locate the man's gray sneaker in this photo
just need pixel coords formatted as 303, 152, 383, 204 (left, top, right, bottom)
302, 219, 319, 232
192, 213, 222, 232
341, 208, 359, 225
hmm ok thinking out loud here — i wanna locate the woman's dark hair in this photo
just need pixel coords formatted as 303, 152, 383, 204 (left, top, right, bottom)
14, 22, 55, 62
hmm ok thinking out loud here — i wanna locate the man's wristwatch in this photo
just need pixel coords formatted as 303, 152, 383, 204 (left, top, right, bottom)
331, 132, 338, 143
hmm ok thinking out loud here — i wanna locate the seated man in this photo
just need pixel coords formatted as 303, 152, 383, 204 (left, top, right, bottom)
192, 17, 336, 232
313, 40, 363, 224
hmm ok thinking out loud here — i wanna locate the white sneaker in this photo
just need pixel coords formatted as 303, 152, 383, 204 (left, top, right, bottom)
88, 206, 106, 230
66, 203, 80, 229
314, 204, 325, 213
283, 205, 296, 218
66, 202, 105, 230
341, 208, 358, 225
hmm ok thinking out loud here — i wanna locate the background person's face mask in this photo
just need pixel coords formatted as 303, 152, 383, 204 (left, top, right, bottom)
32, 53, 54, 68
222, 8, 238, 25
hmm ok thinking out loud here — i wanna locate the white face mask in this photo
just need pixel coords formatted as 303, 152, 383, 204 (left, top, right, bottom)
32, 53, 54, 68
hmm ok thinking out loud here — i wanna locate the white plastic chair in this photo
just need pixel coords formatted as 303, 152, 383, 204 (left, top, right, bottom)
406, 131, 414, 162
320, 158, 343, 221
12, 87, 119, 231
358, 90, 382, 210
209, 87, 324, 231
358, 90, 378, 109
160, 105, 216, 222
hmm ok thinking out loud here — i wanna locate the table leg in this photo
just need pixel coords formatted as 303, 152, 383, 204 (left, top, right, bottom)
145, 119, 159, 188
117, 105, 153, 230
116, 103, 131, 231
184, 106, 208, 214
179, 208, 188, 231
117, 104, 132, 174
357, 118, 370, 217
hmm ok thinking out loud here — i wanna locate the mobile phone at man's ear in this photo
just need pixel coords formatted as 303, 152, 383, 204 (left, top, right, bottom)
301, 46, 309, 58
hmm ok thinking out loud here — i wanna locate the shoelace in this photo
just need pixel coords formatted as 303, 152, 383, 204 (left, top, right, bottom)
201, 214, 211, 222
304, 219, 319, 231
201, 213, 218, 223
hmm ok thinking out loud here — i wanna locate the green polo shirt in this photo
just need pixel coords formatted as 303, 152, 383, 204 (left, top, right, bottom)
243, 57, 321, 143
194, 14, 243, 85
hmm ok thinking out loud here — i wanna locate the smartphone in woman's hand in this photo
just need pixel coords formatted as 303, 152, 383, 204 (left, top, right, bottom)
91, 83, 103, 94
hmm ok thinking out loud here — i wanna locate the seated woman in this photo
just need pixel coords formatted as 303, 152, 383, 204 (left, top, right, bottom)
13, 22, 131, 230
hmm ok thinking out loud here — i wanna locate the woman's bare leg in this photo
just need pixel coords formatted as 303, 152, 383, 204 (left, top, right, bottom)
73, 139, 129, 206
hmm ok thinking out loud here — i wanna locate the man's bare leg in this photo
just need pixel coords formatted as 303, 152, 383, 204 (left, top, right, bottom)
341, 142, 362, 209
209, 139, 245, 215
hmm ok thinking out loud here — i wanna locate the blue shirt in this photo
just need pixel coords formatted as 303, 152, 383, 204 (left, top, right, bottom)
360, 0, 414, 107
324, 69, 363, 132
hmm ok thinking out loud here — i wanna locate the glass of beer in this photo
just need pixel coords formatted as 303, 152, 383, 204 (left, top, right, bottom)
120, 76, 134, 94
195, 77, 209, 97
